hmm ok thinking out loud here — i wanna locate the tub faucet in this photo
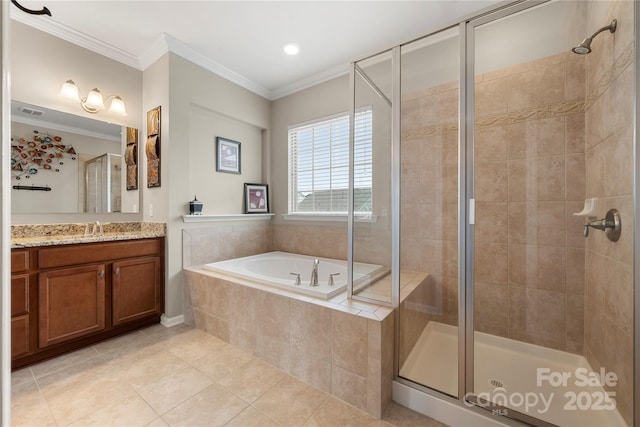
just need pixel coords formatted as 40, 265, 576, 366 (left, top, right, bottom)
310, 258, 319, 287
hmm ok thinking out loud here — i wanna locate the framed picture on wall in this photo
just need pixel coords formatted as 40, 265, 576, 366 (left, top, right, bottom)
244, 183, 269, 214
216, 137, 241, 174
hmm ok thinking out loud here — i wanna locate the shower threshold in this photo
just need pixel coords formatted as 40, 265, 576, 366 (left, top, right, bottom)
399, 322, 627, 427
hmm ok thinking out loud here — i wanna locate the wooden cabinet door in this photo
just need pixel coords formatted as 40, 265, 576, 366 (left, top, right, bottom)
39, 264, 106, 348
112, 257, 162, 326
11, 316, 30, 358
11, 274, 31, 358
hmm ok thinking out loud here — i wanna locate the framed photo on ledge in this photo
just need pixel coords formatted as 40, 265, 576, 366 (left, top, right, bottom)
244, 183, 269, 214
216, 137, 241, 174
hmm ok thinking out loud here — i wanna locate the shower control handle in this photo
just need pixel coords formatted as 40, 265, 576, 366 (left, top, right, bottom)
289, 272, 301, 286
583, 208, 621, 242
328, 273, 340, 287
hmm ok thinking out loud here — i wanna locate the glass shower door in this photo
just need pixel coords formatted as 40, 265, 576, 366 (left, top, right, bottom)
469, 1, 633, 425
351, 49, 393, 305
397, 26, 460, 398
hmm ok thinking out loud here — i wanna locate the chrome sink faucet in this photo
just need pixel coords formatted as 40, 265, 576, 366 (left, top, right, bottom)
84, 221, 104, 236
310, 258, 319, 286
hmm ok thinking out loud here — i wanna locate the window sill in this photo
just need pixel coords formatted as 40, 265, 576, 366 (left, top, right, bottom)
182, 213, 275, 223
282, 213, 377, 223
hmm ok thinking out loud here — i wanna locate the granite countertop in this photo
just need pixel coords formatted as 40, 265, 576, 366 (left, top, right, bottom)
11, 222, 166, 248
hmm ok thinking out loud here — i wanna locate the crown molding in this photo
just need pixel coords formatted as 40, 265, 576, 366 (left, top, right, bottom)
269, 63, 349, 100
141, 33, 272, 100
137, 33, 170, 71
11, 11, 348, 101
10, 10, 141, 70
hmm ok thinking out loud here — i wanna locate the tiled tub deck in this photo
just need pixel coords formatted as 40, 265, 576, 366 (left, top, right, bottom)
184, 266, 429, 418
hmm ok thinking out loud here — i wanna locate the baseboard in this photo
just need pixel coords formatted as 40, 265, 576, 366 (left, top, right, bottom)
160, 314, 185, 328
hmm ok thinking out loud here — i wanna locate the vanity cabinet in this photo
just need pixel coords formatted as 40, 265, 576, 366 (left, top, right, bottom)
11, 237, 164, 369
112, 256, 162, 326
11, 250, 31, 359
38, 264, 106, 348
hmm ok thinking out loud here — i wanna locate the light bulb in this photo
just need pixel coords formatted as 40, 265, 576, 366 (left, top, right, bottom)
109, 96, 127, 116
85, 88, 105, 110
283, 43, 300, 55
59, 79, 80, 101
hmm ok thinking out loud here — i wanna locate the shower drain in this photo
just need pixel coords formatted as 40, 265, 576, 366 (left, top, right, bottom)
489, 379, 504, 389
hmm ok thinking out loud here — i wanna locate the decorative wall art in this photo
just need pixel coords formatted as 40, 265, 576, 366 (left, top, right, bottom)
146, 106, 161, 188
244, 183, 269, 213
216, 137, 241, 174
10, 130, 76, 181
125, 127, 138, 190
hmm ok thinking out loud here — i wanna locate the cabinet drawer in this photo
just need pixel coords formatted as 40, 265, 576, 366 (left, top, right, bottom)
11, 250, 29, 273
11, 315, 30, 358
11, 274, 29, 316
39, 238, 163, 269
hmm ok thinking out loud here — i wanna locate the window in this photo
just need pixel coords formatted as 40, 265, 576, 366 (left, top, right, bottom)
288, 109, 372, 214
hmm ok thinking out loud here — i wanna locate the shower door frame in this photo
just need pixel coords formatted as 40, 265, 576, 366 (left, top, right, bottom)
351, 0, 640, 426
633, 2, 640, 426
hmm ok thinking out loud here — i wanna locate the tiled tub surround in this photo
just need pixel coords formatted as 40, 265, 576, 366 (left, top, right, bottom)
11, 221, 166, 247
183, 224, 273, 268
184, 267, 428, 418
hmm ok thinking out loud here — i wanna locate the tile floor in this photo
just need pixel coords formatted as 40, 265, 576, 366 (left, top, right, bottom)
12, 324, 448, 427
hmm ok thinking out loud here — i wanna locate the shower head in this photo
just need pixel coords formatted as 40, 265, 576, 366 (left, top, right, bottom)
572, 19, 617, 54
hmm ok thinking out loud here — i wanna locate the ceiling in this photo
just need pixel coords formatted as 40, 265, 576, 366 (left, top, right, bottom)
10, 0, 502, 100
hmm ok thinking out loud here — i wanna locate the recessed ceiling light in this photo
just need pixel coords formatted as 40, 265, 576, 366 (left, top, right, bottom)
283, 43, 300, 55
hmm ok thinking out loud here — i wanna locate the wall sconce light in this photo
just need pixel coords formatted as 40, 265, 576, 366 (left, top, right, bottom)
60, 79, 127, 116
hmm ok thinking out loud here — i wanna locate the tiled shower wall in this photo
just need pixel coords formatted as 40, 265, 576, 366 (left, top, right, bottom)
583, 1, 634, 424
473, 50, 587, 352
400, 53, 587, 351
400, 81, 459, 330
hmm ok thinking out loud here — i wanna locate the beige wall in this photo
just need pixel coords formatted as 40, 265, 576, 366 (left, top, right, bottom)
10, 22, 143, 224
583, 1, 634, 424
141, 54, 169, 223
162, 53, 271, 318
187, 104, 263, 214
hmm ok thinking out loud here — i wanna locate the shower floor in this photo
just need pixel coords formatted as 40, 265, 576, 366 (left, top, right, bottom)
399, 322, 626, 427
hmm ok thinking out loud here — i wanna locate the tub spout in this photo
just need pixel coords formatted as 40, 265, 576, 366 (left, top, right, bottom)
310, 258, 319, 286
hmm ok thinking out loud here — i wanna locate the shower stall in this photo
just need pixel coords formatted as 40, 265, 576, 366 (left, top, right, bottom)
349, 1, 637, 426
84, 153, 122, 213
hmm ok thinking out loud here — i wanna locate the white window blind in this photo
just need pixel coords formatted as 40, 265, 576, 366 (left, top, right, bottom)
288, 109, 372, 214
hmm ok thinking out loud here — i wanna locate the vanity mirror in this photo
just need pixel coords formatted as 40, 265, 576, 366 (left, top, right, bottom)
10, 100, 140, 214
